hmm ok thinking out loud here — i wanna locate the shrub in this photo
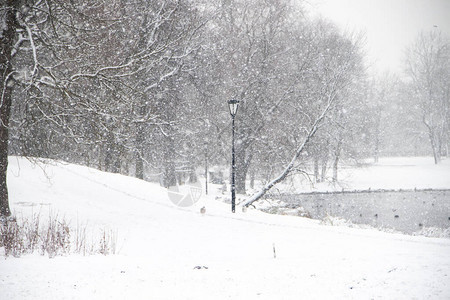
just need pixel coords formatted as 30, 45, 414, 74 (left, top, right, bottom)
0, 217, 24, 257
0, 213, 118, 258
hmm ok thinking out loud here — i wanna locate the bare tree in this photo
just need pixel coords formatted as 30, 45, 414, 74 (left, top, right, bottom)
405, 31, 450, 164
1, 0, 204, 216
243, 24, 366, 206
201, 0, 298, 194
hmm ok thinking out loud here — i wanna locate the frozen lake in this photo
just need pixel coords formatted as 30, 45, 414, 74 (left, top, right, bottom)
277, 189, 450, 234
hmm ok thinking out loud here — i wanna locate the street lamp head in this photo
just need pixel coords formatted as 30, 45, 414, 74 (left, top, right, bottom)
228, 99, 240, 117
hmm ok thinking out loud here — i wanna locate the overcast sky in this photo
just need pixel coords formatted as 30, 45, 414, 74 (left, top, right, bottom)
304, 0, 450, 75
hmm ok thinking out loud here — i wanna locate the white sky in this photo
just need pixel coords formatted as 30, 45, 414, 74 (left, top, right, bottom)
304, 0, 450, 75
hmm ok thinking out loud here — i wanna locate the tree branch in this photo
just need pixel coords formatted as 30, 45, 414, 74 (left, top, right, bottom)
243, 93, 337, 207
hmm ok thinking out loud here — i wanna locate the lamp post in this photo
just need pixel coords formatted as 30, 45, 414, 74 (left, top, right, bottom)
204, 140, 208, 195
228, 99, 240, 213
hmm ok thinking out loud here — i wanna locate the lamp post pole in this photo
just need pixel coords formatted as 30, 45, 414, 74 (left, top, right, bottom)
231, 113, 236, 213
227, 99, 239, 213
205, 141, 208, 195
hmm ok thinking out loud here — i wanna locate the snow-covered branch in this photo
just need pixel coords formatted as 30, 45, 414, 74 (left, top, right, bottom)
143, 65, 180, 93
243, 93, 337, 207
23, 22, 38, 78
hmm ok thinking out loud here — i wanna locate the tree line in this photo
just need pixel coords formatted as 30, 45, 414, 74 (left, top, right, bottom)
1, 0, 449, 216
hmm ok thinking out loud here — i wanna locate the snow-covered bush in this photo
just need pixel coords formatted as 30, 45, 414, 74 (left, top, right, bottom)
320, 214, 373, 229
320, 214, 353, 227
413, 227, 450, 239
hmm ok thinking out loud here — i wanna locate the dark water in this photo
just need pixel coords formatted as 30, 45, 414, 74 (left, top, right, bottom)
277, 190, 450, 234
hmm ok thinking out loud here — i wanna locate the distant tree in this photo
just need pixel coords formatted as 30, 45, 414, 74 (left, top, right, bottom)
405, 31, 450, 164
304, 24, 367, 184
370, 75, 398, 161
272, 20, 367, 185
362, 74, 428, 159
243, 23, 366, 206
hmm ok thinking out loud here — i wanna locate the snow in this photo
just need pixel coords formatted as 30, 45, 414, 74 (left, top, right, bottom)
2, 156, 450, 299
275, 157, 450, 193
339, 157, 450, 190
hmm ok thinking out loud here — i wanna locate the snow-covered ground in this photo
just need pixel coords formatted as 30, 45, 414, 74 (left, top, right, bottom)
1, 156, 450, 299
273, 156, 450, 193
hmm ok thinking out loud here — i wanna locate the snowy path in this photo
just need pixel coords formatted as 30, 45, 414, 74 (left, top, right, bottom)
1, 157, 450, 299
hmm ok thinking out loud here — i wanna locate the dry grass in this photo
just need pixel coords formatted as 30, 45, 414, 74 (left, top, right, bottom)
0, 213, 117, 258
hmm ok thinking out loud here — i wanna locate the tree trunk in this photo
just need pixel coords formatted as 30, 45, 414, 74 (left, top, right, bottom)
0, 2, 17, 217
189, 166, 197, 183
235, 144, 252, 194
163, 161, 177, 188
320, 160, 327, 182
313, 156, 319, 183
427, 126, 441, 164
332, 139, 342, 183
235, 163, 248, 194
320, 150, 328, 182
373, 109, 381, 163
134, 104, 147, 179
135, 124, 144, 180
432, 143, 441, 164
332, 155, 339, 182
135, 151, 144, 179
374, 134, 379, 163
250, 169, 255, 189
162, 136, 177, 188
104, 132, 117, 173
204, 149, 208, 195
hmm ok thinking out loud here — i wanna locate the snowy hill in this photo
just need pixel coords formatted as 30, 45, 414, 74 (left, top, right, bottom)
2, 157, 450, 299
